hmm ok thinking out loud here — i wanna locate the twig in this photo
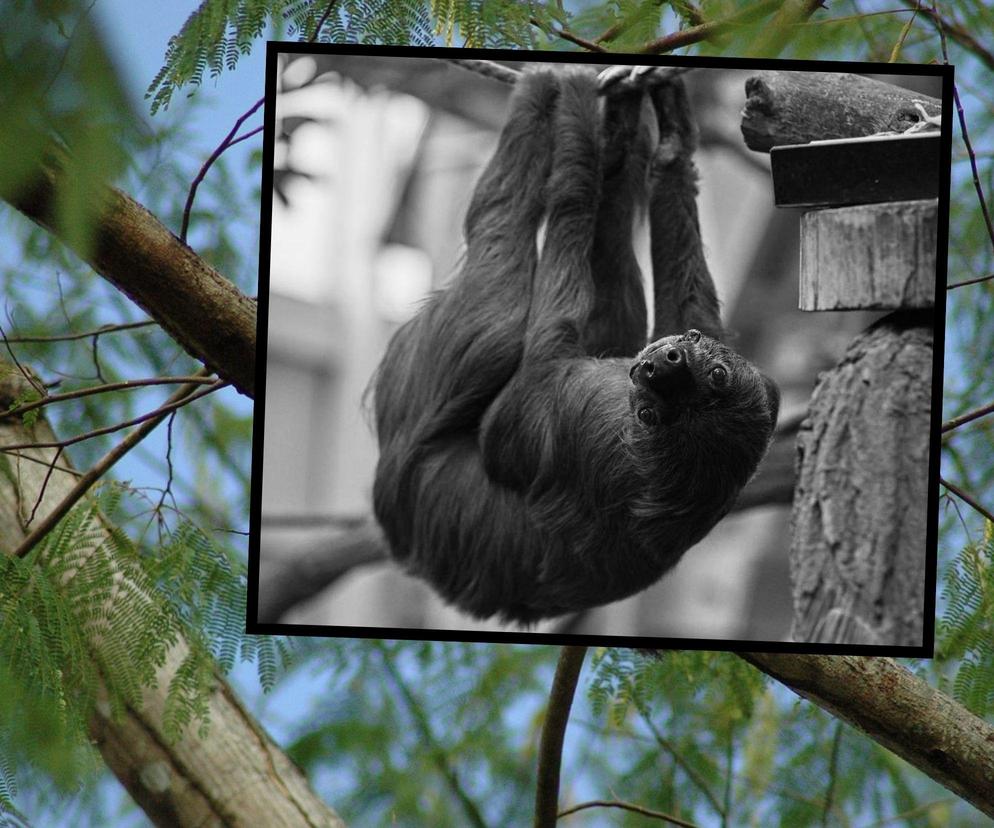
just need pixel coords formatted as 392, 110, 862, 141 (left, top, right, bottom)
940, 476, 994, 525
640, 710, 724, 815
27, 446, 63, 525
308, 0, 338, 42
373, 642, 488, 828
534, 645, 587, 828
942, 400, 994, 433
932, 2, 994, 255
529, 16, 608, 52
180, 96, 265, 242
821, 721, 843, 827
1, 381, 225, 453
889, 0, 921, 62
2, 375, 219, 419
905, 0, 994, 72
721, 733, 733, 828
638, 0, 781, 53
11, 372, 219, 559
2, 319, 156, 343
947, 272, 994, 289
558, 799, 698, 826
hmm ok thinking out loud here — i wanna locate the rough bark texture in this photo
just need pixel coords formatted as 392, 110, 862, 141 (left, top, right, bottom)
741, 653, 994, 820
741, 71, 941, 152
790, 314, 931, 647
0, 367, 341, 827
2, 157, 256, 398
800, 201, 937, 310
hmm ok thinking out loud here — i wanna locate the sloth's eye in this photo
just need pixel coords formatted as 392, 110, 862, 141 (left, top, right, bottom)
637, 407, 657, 426
709, 366, 728, 386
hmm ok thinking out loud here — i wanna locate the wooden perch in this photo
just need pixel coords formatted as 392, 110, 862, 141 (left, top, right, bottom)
741, 71, 941, 152
799, 200, 937, 310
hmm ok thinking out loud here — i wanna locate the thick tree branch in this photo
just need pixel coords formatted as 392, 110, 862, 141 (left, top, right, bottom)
0, 376, 342, 826
535, 646, 587, 828
740, 654, 994, 819
2, 155, 257, 398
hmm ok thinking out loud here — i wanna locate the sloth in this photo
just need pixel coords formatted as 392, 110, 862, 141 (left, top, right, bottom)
370, 67, 779, 624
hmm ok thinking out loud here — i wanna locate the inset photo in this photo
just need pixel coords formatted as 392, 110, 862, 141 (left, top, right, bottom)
249, 44, 948, 653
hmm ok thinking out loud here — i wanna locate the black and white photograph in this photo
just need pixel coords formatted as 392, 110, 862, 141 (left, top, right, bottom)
250, 45, 948, 651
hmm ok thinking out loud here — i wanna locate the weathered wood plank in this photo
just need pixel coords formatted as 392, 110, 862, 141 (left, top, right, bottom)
799, 200, 937, 310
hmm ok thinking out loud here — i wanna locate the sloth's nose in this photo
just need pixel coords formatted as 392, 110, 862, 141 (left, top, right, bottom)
631, 346, 692, 396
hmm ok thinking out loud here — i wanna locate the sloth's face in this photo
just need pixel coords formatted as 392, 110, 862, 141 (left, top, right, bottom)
628, 329, 779, 438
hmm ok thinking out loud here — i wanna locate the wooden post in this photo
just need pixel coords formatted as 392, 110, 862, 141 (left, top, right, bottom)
743, 71, 940, 647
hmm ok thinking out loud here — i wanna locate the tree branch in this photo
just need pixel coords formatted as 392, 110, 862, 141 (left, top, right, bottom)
739, 654, 994, 819
528, 16, 608, 52
638, 0, 782, 53
535, 645, 587, 828
2, 375, 218, 419
558, 799, 698, 826
906, 1, 994, 72
940, 476, 994, 525
0, 370, 343, 826
9, 373, 223, 560
374, 642, 488, 828
1, 153, 257, 397
942, 400, 994, 433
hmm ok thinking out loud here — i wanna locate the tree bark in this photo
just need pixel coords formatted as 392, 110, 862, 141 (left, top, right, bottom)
790, 313, 931, 646
0, 367, 341, 827
1, 155, 257, 398
741, 653, 994, 820
741, 71, 941, 152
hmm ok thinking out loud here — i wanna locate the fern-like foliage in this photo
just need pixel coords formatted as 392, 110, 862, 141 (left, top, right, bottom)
145, 0, 549, 115
147, 0, 436, 115
588, 648, 767, 729
936, 523, 994, 716
0, 484, 291, 795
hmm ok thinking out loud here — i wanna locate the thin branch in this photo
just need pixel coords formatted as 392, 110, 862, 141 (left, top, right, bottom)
11, 372, 218, 559
373, 642, 488, 828
904, 0, 994, 72
227, 124, 264, 148
942, 399, 994, 433
821, 722, 844, 827
947, 272, 994, 289
639, 711, 724, 815
933, 2, 994, 255
27, 446, 63, 525
720, 733, 733, 828
2, 319, 157, 343
888, 0, 921, 62
308, 0, 338, 42
534, 646, 587, 828
863, 797, 958, 827
1, 381, 225, 453
2, 375, 219, 419
180, 96, 265, 242
529, 16, 609, 52
0, 450, 78, 475
558, 799, 698, 826
638, 0, 781, 53
940, 476, 994, 525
